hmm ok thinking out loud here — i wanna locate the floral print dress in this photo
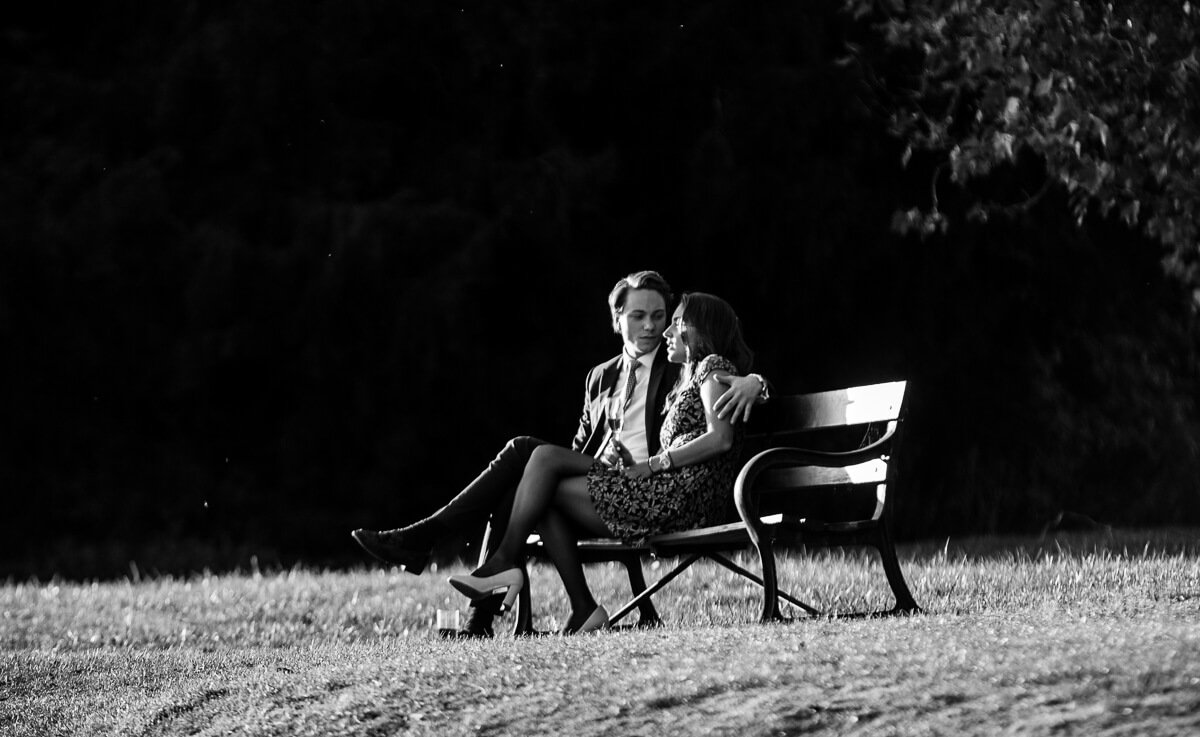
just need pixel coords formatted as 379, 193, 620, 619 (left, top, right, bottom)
587, 354, 743, 539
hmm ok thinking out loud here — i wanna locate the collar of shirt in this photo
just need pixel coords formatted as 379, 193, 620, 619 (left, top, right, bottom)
623, 343, 660, 373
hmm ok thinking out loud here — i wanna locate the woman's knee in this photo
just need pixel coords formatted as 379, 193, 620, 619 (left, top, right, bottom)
525, 444, 593, 478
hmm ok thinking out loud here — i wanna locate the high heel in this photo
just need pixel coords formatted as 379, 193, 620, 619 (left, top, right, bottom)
447, 568, 524, 612
351, 528, 432, 574
564, 605, 609, 635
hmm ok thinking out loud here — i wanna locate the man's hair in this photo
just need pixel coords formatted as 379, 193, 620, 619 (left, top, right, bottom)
608, 270, 673, 331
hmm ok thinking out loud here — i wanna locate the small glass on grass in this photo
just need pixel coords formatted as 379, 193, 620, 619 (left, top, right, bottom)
435, 608, 461, 636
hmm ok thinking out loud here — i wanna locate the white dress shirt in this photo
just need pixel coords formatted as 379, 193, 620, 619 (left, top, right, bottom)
605, 344, 658, 463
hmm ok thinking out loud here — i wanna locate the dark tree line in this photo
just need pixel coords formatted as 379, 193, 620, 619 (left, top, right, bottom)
2, 0, 1197, 579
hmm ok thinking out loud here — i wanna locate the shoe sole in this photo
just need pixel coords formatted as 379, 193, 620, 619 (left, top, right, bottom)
350, 531, 429, 574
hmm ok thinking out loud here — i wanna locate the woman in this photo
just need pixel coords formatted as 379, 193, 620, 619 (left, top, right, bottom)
449, 292, 754, 633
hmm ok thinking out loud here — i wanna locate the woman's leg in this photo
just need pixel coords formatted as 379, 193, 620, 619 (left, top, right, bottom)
537, 476, 613, 628
473, 444, 595, 575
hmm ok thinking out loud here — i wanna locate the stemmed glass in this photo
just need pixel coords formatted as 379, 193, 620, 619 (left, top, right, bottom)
606, 388, 626, 467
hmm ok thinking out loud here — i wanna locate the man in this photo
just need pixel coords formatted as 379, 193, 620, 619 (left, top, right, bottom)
352, 270, 771, 636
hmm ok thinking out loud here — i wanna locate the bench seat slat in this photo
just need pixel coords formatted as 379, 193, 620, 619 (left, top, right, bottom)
541, 514, 882, 554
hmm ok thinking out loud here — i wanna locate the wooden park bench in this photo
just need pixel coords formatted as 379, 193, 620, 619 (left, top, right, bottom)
512, 379, 921, 634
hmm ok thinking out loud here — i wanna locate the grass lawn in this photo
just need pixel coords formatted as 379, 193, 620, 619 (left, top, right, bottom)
3, 529, 1199, 736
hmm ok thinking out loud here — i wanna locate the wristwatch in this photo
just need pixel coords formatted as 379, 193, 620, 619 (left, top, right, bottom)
749, 373, 770, 402
651, 451, 673, 473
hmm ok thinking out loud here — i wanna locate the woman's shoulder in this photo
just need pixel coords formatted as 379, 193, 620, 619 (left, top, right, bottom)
693, 354, 738, 383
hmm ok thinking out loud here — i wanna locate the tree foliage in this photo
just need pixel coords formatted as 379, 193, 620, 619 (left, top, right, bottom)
849, 0, 1200, 288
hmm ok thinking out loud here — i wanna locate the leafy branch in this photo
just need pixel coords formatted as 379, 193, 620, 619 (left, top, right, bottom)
849, 0, 1200, 283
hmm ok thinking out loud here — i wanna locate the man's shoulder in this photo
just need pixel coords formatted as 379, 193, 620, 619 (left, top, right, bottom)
586, 353, 623, 375
581, 353, 623, 391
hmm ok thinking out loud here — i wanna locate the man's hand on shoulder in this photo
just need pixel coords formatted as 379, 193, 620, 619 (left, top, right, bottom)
712, 374, 766, 423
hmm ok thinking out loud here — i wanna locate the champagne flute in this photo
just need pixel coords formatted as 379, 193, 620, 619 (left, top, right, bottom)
606, 389, 626, 467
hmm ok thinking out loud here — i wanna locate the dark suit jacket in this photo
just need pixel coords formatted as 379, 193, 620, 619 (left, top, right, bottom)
572, 347, 680, 458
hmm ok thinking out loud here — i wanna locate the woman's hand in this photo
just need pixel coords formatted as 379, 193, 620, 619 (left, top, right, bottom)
623, 461, 652, 479
600, 438, 636, 468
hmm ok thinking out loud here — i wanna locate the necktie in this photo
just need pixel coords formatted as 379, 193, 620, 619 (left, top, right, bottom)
622, 356, 639, 410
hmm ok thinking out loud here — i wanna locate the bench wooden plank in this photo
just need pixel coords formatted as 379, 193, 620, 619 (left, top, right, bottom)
754, 380, 906, 433
755, 459, 888, 490
531, 512, 881, 553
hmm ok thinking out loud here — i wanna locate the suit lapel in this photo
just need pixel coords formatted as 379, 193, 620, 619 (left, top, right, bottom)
599, 355, 622, 397
579, 355, 625, 458
592, 354, 623, 438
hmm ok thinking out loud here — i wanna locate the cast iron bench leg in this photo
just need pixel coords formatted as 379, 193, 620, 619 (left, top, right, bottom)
622, 553, 663, 627
511, 564, 534, 636
748, 535, 789, 623
707, 552, 819, 617
875, 521, 921, 614
608, 553, 703, 626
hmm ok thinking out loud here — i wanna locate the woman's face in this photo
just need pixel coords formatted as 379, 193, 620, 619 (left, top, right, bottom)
663, 305, 690, 364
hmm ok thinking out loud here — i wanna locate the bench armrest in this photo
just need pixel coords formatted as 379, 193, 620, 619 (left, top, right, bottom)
733, 421, 897, 540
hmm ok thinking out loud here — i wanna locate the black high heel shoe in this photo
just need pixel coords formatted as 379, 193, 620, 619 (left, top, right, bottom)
562, 605, 609, 635
351, 528, 432, 574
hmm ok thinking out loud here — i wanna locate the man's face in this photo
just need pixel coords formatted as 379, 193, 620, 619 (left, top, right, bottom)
615, 288, 668, 357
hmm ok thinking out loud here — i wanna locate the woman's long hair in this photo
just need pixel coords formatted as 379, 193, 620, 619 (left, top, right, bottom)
667, 291, 748, 410
677, 292, 754, 375
663, 292, 754, 410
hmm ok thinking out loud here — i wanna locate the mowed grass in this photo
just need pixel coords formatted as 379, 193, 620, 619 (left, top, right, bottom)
3, 529, 1200, 736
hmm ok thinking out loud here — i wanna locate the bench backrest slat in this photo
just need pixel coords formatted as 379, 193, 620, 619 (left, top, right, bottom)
755, 458, 888, 491
752, 380, 907, 435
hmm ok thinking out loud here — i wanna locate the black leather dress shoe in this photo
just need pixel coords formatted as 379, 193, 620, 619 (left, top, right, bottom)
438, 622, 494, 640
437, 598, 500, 639
350, 528, 431, 574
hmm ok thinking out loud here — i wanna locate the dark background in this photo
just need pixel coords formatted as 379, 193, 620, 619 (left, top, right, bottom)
4, 0, 1198, 579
